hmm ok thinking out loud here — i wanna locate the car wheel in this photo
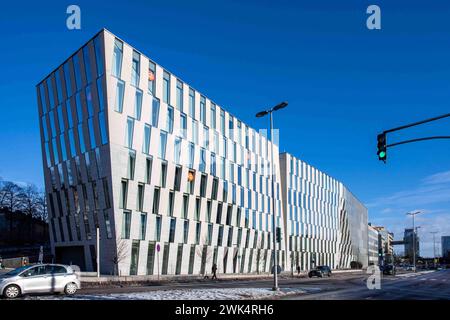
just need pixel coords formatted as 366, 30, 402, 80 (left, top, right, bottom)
308, 274, 312, 278
319, 273, 323, 278
64, 282, 77, 295
3, 285, 21, 299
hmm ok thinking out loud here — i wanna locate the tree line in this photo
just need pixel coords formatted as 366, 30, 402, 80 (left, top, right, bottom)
0, 177, 48, 222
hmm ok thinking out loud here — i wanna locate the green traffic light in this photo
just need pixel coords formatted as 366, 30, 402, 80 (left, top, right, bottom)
379, 151, 386, 158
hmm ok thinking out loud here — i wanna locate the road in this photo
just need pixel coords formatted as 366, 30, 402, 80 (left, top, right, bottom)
284, 269, 450, 300
8, 269, 450, 300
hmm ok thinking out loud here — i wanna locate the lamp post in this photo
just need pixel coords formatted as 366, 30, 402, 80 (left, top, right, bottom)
256, 101, 288, 291
406, 211, 421, 272
430, 231, 437, 267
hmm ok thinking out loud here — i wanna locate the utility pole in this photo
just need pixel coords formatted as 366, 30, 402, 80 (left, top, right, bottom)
256, 101, 288, 291
430, 231, 438, 266
96, 226, 100, 278
407, 211, 422, 272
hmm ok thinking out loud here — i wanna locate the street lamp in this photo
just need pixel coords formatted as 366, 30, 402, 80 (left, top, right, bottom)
430, 231, 438, 266
406, 211, 422, 272
255, 101, 288, 291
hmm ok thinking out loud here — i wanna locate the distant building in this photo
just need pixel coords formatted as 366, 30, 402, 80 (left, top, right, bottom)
368, 224, 379, 266
404, 228, 420, 259
371, 226, 394, 265
442, 236, 450, 258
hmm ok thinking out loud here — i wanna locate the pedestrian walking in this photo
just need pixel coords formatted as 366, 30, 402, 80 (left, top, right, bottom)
212, 263, 218, 280
296, 265, 301, 275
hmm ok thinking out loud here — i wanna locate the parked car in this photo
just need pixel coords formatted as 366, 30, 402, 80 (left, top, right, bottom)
382, 264, 396, 275
308, 266, 332, 278
0, 264, 80, 299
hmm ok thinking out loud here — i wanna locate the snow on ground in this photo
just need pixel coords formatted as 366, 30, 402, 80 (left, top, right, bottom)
395, 270, 435, 278
25, 287, 306, 300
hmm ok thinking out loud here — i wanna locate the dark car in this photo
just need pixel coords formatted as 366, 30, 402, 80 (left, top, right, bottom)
308, 266, 332, 278
382, 264, 396, 275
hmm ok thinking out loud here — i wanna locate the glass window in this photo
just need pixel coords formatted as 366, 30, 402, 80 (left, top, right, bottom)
140, 213, 147, 240
148, 61, 156, 95
210, 103, 216, 129
131, 50, 140, 87
159, 131, 167, 159
82, 45, 92, 84
155, 214, 161, 241
167, 106, 174, 134
195, 222, 201, 244
199, 148, 206, 172
151, 98, 160, 127
93, 35, 104, 77
182, 194, 189, 219
47, 77, 55, 109
95, 78, 104, 112
122, 210, 131, 239
169, 218, 176, 243
192, 120, 198, 144
183, 220, 189, 244
143, 124, 151, 154
57, 105, 65, 132
85, 85, 94, 117
210, 153, 216, 176
163, 71, 170, 104
77, 123, 86, 153
98, 111, 108, 145
112, 39, 123, 78
203, 126, 209, 149
145, 157, 153, 184
68, 129, 76, 157
220, 109, 225, 135
174, 137, 182, 164
153, 187, 160, 214
125, 117, 134, 149
55, 70, 63, 104
115, 80, 125, 113
63, 62, 72, 98
180, 114, 187, 139
135, 89, 143, 120
200, 96, 206, 125
59, 134, 67, 161
176, 80, 183, 111
120, 179, 128, 208
188, 143, 195, 169
88, 118, 96, 149
174, 166, 182, 191
160, 161, 167, 188
72, 54, 82, 91
189, 88, 195, 118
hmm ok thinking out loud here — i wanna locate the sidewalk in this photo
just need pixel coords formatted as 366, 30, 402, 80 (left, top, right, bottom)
80, 269, 363, 287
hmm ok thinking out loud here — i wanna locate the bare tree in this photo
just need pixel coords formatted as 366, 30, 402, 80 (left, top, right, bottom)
196, 235, 213, 278
18, 183, 40, 216
35, 192, 48, 222
112, 236, 129, 276
1, 181, 23, 212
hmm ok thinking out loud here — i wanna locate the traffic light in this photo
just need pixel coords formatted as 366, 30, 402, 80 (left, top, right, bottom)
276, 227, 282, 243
377, 133, 387, 162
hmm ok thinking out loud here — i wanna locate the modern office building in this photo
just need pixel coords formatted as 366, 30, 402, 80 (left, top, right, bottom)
404, 228, 420, 259
367, 224, 379, 266
37, 29, 370, 275
373, 226, 394, 265
36, 29, 287, 275
279, 153, 368, 271
442, 236, 450, 258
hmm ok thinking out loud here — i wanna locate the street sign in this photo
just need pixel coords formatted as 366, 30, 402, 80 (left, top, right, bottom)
156, 243, 161, 252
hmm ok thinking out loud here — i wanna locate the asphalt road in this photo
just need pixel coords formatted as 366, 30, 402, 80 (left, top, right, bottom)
6, 269, 450, 300
283, 269, 450, 300
72, 269, 450, 300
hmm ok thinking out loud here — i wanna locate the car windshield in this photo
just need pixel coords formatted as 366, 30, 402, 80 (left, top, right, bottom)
317, 266, 327, 270
3, 265, 32, 277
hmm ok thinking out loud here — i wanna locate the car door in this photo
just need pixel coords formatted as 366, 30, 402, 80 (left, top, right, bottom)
18, 266, 51, 293
47, 265, 69, 292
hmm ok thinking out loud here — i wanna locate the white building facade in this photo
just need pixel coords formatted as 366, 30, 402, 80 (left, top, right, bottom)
279, 153, 368, 271
368, 224, 379, 266
37, 29, 287, 276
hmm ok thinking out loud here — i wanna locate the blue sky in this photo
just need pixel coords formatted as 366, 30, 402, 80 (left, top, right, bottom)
0, 0, 449, 257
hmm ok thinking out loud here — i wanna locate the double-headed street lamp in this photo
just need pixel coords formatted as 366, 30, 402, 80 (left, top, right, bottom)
256, 101, 288, 291
406, 211, 422, 272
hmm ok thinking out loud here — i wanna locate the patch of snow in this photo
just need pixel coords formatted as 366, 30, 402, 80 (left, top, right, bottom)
25, 287, 305, 300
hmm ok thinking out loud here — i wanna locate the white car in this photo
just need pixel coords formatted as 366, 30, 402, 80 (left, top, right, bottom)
0, 264, 81, 299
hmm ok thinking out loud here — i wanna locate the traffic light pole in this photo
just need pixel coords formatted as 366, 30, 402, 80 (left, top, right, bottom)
378, 112, 450, 162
